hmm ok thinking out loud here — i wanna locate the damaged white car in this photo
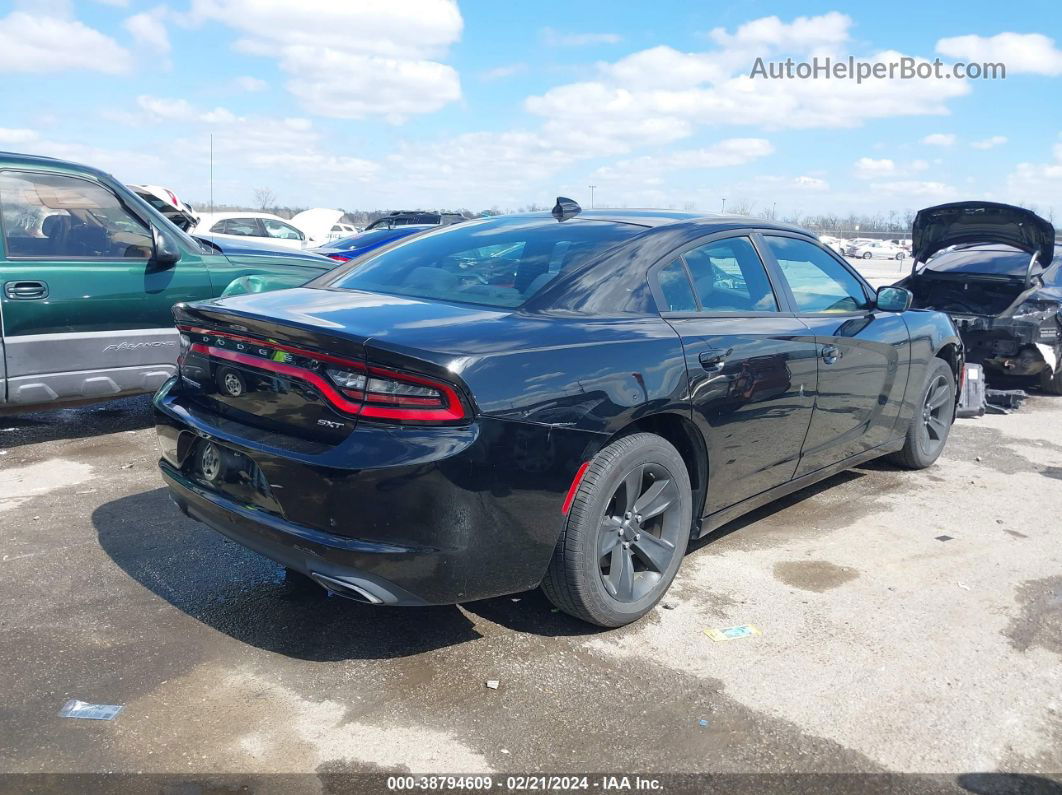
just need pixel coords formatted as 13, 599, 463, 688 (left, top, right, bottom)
898, 201, 1061, 393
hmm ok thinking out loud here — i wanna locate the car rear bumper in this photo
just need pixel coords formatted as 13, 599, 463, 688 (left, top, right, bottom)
153, 380, 604, 605
161, 463, 431, 605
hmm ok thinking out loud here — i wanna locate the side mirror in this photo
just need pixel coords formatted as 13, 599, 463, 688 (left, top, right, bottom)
152, 225, 181, 268
875, 285, 913, 312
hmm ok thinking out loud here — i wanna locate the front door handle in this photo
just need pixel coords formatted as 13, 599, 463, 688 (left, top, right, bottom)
4, 280, 48, 300
698, 348, 732, 372
821, 344, 841, 365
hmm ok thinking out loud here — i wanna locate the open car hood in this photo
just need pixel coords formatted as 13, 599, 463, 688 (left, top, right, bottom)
913, 201, 1055, 264
290, 208, 345, 243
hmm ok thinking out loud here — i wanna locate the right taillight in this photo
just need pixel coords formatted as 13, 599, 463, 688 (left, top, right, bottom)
325, 365, 465, 421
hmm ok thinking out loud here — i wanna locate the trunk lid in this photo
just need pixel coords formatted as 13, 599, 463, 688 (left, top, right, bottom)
173, 298, 372, 444
171, 288, 497, 441
912, 201, 1055, 264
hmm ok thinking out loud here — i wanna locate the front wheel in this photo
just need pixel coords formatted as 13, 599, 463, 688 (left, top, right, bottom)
887, 358, 956, 469
1040, 365, 1062, 395
896, 252, 906, 260
541, 433, 692, 627
863, 251, 873, 259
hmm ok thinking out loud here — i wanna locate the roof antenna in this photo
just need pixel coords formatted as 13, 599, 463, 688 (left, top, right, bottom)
552, 196, 581, 222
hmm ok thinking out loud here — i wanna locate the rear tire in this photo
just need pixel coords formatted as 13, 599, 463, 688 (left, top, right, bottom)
542, 433, 692, 627
863, 252, 873, 259
887, 358, 955, 469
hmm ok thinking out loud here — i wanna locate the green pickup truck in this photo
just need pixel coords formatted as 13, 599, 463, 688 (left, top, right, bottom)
0, 151, 335, 412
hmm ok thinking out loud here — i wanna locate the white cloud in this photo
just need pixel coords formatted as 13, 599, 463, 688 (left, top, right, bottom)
870, 180, 956, 198
526, 15, 970, 161
936, 32, 1062, 76
541, 28, 622, 47
1005, 136, 1062, 211
134, 95, 239, 126
591, 139, 775, 184
234, 75, 268, 92
971, 135, 1007, 150
854, 157, 896, 178
793, 175, 829, 190
0, 11, 132, 73
0, 128, 39, 144
922, 133, 956, 146
124, 6, 170, 53
707, 11, 850, 52
189, 0, 462, 121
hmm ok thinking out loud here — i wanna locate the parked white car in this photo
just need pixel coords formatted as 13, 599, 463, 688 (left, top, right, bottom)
848, 240, 907, 260
191, 212, 308, 250
818, 235, 846, 255
328, 223, 360, 241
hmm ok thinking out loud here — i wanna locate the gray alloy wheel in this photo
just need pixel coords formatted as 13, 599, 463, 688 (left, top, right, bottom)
887, 358, 955, 469
541, 433, 692, 627
863, 251, 873, 259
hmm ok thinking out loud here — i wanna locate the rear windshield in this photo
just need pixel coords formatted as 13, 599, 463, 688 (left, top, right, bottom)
323, 217, 643, 308
927, 245, 1037, 277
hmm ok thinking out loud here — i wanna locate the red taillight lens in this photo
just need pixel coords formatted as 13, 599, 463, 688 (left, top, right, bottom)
179, 326, 469, 423
326, 254, 349, 262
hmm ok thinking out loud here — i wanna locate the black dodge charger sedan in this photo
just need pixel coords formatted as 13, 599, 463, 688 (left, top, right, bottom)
154, 200, 962, 626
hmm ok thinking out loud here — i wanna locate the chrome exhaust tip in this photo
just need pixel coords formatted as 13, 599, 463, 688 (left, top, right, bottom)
309, 572, 385, 605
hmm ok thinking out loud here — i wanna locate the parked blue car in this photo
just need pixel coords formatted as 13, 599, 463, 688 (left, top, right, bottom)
311, 225, 433, 263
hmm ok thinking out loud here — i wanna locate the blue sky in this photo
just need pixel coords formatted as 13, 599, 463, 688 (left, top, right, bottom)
1, 0, 1060, 218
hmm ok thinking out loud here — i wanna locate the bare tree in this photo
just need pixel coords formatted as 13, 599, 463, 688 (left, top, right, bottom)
253, 187, 277, 211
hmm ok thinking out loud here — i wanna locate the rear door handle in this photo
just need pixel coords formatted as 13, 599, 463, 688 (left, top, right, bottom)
4, 280, 48, 300
698, 348, 732, 372
821, 344, 841, 365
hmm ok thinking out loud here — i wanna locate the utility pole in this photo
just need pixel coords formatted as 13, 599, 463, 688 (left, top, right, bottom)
720, 197, 726, 213
772, 201, 777, 219
209, 133, 214, 215
588, 185, 596, 209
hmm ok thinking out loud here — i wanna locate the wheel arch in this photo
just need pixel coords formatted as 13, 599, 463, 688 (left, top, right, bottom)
933, 340, 963, 385
597, 411, 708, 536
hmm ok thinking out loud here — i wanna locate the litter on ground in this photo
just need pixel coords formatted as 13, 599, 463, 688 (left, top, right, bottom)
58, 700, 122, 721
704, 624, 761, 642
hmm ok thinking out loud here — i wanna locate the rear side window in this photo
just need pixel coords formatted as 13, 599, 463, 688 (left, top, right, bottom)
765, 236, 869, 313
326, 218, 642, 308
0, 171, 152, 259
681, 236, 778, 312
656, 260, 698, 312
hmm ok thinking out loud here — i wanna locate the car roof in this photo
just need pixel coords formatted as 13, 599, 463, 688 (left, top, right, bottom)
196, 212, 288, 222
0, 150, 125, 185
503, 208, 810, 236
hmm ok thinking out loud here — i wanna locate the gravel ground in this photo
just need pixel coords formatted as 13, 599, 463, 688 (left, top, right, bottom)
0, 390, 1059, 791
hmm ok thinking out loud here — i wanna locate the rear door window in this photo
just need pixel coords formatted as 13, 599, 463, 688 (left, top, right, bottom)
680, 236, 779, 312
656, 259, 698, 312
